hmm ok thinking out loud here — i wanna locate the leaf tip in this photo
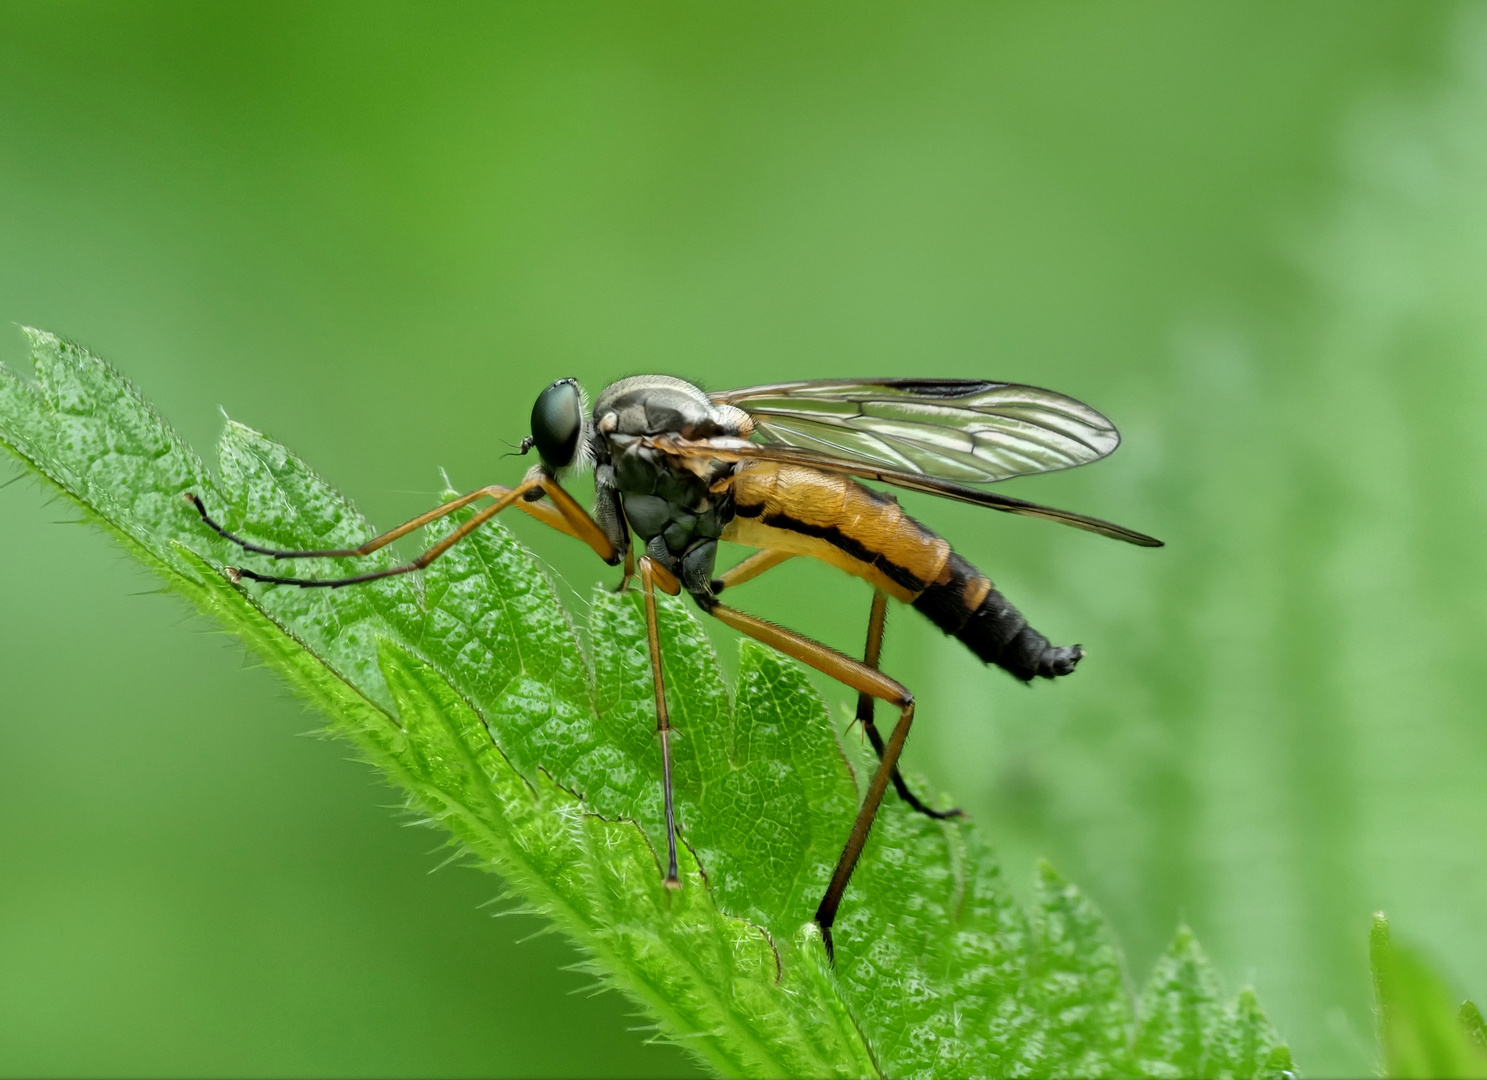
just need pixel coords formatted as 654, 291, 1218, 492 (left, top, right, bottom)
1035, 857, 1067, 888
1460, 999, 1487, 1053
795, 921, 831, 965
1371, 911, 1393, 968
19, 324, 57, 349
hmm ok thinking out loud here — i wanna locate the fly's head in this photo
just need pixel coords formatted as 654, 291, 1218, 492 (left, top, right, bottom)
522, 377, 593, 477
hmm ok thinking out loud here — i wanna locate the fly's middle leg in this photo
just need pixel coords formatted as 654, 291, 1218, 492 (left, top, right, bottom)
639, 555, 683, 889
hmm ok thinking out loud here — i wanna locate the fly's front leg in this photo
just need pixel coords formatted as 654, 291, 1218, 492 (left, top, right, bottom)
214, 480, 545, 587
186, 485, 498, 562
525, 474, 623, 565
639, 555, 683, 889
857, 590, 963, 820
188, 473, 620, 587
587, 473, 633, 591
702, 599, 919, 962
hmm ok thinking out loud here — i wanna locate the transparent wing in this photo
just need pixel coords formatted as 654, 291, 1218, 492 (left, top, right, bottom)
648, 434, 1163, 547
710, 378, 1120, 483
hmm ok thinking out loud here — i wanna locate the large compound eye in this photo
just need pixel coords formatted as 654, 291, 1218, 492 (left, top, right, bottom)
530, 379, 583, 468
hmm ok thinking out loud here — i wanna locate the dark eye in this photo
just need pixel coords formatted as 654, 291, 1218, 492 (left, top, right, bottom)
530, 379, 583, 468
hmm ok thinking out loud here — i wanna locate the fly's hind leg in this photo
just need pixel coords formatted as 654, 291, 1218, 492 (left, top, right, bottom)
718, 557, 960, 821
701, 598, 919, 962
857, 590, 963, 821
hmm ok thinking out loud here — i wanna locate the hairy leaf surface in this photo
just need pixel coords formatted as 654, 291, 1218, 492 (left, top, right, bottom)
0, 329, 1293, 1079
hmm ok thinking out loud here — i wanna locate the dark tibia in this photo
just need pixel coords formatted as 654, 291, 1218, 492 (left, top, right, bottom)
857, 692, 964, 820
185, 481, 549, 589
229, 564, 416, 588
187, 493, 363, 559
857, 589, 963, 819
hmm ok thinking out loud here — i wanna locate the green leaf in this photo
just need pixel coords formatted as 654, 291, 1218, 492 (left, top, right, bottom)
0, 327, 1295, 1078
1132, 927, 1292, 1080
1372, 912, 1487, 1080
1133, 926, 1221, 1078
1460, 1001, 1487, 1056
1027, 861, 1135, 1077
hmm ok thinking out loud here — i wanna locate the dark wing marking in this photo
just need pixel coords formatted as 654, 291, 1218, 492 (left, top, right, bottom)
650, 435, 1163, 547
711, 378, 1120, 483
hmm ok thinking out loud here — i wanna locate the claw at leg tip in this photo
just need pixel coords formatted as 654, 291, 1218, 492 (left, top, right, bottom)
664, 875, 682, 892
225, 567, 242, 583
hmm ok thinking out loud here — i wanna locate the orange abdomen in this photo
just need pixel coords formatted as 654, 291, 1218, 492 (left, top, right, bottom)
721, 461, 1083, 681
722, 462, 959, 602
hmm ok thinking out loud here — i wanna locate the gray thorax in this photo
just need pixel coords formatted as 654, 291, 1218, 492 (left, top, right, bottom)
587, 376, 751, 597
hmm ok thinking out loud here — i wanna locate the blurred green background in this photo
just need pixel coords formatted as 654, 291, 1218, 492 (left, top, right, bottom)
1, 3, 1483, 1076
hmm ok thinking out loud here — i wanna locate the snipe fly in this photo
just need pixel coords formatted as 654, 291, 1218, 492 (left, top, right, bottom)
189, 376, 1161, 958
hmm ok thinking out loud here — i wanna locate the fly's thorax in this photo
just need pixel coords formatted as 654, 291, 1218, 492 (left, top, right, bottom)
606, 433, 734, 557
589, 375, 752, 443
585, 375, 749, 594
